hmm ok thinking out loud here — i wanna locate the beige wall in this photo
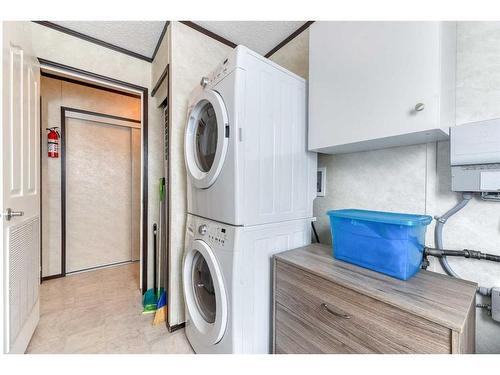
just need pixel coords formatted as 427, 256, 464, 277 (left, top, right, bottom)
29, 21, 164, 288
28, 22, 150, 89
274, 22, 500, 353
269, 28, 309, 79
131, 128, 141, 261
166, 21, 233, 326
151, 25, 170, 106
150, 21, 233, 326
41, 76, 141, 276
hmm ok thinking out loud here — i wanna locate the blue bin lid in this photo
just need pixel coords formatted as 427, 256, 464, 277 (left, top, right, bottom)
327, 209, 432, 226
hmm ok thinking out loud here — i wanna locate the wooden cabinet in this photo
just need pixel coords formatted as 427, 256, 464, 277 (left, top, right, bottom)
308, 22, 457, 154
273, 244, 477, 354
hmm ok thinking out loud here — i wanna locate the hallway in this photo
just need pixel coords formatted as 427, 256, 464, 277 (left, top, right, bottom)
26, 263, 193, 354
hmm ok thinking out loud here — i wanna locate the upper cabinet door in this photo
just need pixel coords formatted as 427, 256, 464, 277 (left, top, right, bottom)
308, 22, 456, 154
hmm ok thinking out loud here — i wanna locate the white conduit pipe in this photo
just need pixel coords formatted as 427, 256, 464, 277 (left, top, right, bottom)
434, 192, 491, 296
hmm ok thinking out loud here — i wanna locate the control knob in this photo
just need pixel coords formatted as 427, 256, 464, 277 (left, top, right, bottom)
200, 77, 209, 88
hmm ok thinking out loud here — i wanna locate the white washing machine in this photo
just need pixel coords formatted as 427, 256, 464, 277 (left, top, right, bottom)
184, 45, 317, 226
183, 214, 312, 354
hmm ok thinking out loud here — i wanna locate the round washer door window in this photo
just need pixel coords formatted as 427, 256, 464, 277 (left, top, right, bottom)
194, 102, 218, 173
185, 90, 229, 189
182, 240, 228, 345
192, 251, 216, 323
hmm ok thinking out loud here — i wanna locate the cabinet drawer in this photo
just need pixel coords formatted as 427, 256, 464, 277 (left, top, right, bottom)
275, 261, 451, 353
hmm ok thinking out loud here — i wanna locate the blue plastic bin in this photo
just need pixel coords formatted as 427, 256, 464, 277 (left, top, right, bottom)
327, 209, 432, 280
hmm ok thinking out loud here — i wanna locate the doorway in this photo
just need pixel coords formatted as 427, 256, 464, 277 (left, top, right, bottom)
39, 70, 146, 288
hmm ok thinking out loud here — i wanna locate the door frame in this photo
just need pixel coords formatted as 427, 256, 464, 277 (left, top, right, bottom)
37, 58, 149, 293
60, 107, 142, 276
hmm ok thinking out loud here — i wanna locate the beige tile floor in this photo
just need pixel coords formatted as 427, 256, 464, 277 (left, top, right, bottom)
26, 263, 194, 354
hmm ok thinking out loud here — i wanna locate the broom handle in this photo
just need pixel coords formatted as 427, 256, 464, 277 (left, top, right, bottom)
158, 198, 162, 295
157, 178, 165, 296
157, 218, 161, 295
153, 223, 157, 294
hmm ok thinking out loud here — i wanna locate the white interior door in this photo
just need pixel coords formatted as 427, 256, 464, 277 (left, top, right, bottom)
1, 22, 41, 354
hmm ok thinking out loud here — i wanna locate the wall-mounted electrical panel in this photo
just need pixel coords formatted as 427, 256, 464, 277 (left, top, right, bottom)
492, 287, 500, 322
451, 118, 500, 195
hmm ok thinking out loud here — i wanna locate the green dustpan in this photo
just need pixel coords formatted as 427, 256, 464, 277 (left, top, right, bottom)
142, 288, 157, 314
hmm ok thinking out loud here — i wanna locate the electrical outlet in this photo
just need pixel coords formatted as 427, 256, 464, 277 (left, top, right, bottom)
317, 167, 326, 197
492, 287, 500, 322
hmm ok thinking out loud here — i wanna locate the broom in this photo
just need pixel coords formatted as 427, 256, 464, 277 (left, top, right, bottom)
153, 288, 167, 325
142, 223, 158, 314
153, 242, 166, 324
154, 178, 167, 325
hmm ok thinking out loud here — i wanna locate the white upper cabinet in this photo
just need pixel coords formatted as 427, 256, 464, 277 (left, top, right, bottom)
308, 21, 456, 154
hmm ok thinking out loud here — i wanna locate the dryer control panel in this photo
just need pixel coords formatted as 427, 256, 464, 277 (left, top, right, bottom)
204, 51, 238, 88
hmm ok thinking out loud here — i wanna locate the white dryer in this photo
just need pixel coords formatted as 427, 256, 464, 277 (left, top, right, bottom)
182, 214, 311, 354
184, 45, 317, 226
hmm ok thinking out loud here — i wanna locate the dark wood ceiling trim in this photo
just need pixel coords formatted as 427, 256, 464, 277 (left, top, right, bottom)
41, 71, 141, 99
38, 57, 148, 93
180, 21, 237, 49
32, 21, 154, 62
63, 106, 141, 124
264, 21, 314, 58
151, 21, 170, 62
151, 64, 169, 97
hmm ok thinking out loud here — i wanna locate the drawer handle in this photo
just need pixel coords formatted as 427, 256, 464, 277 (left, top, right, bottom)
414, 103, 425, 112
321, 303, 351, 319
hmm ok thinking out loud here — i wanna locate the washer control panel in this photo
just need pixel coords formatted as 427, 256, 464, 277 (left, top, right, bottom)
208, 225, 228, 248
190, 215, 233, 249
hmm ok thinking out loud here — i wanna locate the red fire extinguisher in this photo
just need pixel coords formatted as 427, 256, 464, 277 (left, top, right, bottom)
47, 127, 60, 158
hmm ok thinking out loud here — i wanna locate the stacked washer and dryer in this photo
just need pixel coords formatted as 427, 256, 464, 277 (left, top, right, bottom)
182, 45, 317, 354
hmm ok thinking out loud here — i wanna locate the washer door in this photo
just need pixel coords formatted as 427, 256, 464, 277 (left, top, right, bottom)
184, 90, 229, 189
183, 239, 228, 345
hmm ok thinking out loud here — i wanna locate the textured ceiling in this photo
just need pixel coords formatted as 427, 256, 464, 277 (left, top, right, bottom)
49, 21, 306, 59
52, 21, 167, 58
195, 21, 305, 55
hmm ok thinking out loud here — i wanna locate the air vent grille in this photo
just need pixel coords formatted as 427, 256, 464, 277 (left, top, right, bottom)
9, 216, 40, 346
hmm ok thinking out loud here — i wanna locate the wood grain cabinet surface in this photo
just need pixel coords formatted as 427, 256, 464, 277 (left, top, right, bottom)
272, 244, 477, 354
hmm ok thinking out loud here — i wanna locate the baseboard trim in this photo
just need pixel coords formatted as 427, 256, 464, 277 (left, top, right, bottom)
8, 299, 39, 354
67, 259, 138, 275
41, 274, 64, 282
